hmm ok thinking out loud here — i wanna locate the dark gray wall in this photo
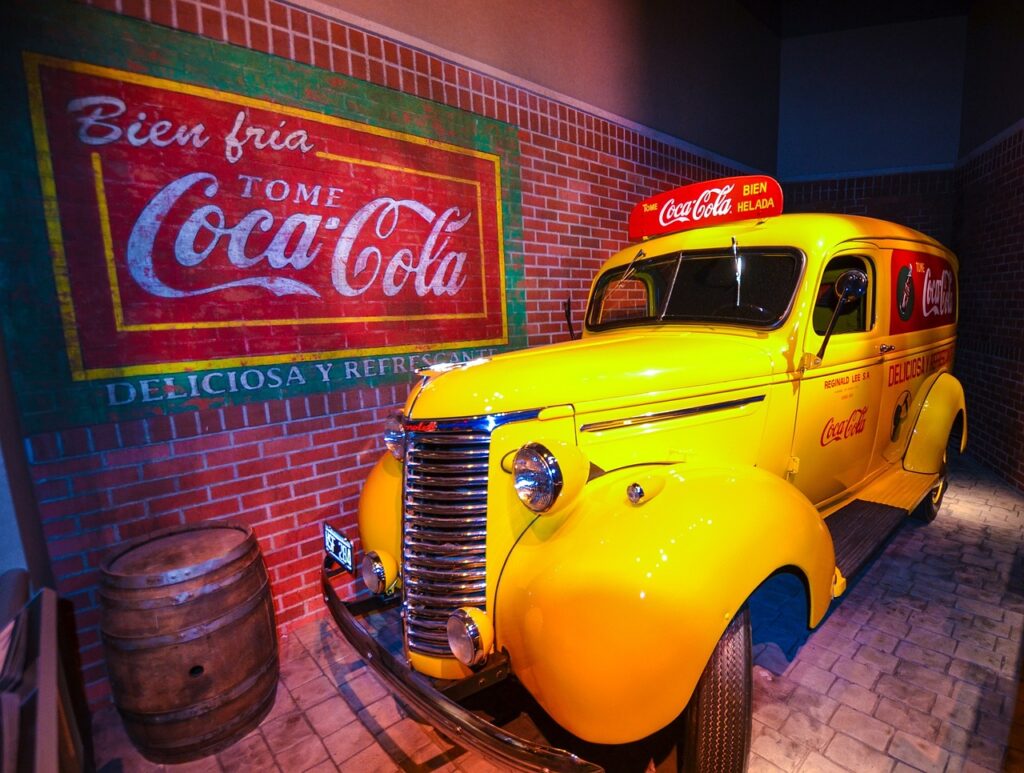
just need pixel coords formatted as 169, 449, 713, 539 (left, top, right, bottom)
0, 452, 26, 573
312, 0, 781, 171
959, 0, 1024, 156
777, 17, 966, 179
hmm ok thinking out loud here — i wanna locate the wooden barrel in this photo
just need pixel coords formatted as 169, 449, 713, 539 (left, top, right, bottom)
99, 522, 278, 763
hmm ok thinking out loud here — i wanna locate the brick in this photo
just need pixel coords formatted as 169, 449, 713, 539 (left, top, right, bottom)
148, 488, 210, 515
824, 733, 894, 773
827, 678, 878, 714
894, 661, 955, 698
889, 731, 949, 771
789, 661, 836, 693
853, 644, 898, 675
875, 674, 937, 713
953, 641, 1003, 671
787, 686, 839, 724
829, 705, 894, 752
874, 697, 941, 742
750, 723, 808, 771
109, 477, 178, 506
781, 709, 834, 751
832, 656, 881, 690
854, 627, 901, 654
955, 597, 1005, 622
796, 752, 850, 773
931, 694, 980, 730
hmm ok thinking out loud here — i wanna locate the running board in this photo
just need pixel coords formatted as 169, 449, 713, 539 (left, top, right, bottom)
825, 499, 907, 580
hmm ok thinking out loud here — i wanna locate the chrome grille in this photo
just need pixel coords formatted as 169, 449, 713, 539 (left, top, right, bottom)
403, 428, 490, 657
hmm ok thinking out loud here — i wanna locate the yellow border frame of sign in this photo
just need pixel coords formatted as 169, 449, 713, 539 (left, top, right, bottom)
24, 52, 510, 381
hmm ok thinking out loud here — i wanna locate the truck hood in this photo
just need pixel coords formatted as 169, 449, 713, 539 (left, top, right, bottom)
408, 330, 783, 420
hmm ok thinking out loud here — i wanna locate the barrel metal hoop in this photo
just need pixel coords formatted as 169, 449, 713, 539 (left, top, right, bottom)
99, 522, 258, 589
117, 648, 278, 726
102, 577, 272, 650
98, 552, 266, 611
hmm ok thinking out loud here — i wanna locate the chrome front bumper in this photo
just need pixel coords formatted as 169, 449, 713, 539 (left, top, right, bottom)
321, 569, 601, 772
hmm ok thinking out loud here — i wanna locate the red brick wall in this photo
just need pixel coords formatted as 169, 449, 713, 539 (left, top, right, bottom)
953, 127, 1024, 490
32, 387, 405, 701
35, 0, 737, 704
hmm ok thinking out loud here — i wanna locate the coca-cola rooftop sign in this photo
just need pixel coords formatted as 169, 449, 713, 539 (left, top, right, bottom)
26, 54, 509, 383
628, 175, 783, 242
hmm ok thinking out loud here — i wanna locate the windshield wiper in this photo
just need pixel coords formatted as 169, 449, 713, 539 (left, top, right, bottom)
657, 255, 683, 321
733, 236, 743, 307
607, 248, 646, 298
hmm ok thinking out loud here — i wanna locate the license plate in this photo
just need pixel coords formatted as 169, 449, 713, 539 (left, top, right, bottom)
324, 523, 353, 572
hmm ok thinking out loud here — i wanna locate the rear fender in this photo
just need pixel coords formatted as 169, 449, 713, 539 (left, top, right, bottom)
494, 463, 834, 745
904, 372, 967, 474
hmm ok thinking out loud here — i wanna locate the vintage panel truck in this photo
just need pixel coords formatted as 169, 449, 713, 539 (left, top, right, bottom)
323, 174, 966, 772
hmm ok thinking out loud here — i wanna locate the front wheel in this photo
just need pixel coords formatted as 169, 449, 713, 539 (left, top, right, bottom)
681, 607, 751, 773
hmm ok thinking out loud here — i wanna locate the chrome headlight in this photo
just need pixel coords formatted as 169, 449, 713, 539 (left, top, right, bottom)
512, 442, 563, 512
383, 414, 406, 460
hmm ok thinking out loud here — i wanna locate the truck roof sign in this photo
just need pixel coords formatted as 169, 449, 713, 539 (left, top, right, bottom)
628, 175, 784, 241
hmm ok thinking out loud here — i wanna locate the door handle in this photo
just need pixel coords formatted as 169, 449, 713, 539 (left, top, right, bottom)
879, 344, 896, 353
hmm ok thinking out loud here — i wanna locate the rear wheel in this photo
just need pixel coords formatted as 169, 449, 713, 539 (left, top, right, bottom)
681, 607, 751, 773
912, 461, 947, 522
912, 447, 948, 523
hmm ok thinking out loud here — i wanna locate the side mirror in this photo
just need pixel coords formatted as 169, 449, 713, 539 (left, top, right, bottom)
811, 269, 869, 366
834, 269, 868, 301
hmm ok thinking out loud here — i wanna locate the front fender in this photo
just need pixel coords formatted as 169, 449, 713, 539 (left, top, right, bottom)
904, 372, 967, 474
357, 453, 403, 569
494, 464, 834, 745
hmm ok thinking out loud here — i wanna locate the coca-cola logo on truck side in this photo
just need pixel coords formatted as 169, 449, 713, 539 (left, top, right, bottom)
820, 407, 869, 447
889, 250, 957, 335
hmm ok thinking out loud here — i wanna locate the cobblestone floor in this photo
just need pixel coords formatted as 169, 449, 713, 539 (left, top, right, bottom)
92, 455, 1024, 772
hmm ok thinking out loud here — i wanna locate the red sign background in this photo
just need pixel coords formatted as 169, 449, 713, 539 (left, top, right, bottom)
28, 55, 508, 380
889, 249, 957, 335
628, 175, 783, 241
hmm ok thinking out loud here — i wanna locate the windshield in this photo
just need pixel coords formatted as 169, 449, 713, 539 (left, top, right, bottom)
586, 248, 802, 330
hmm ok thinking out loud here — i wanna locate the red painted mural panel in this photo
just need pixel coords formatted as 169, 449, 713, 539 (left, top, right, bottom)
27, 54, 508, 381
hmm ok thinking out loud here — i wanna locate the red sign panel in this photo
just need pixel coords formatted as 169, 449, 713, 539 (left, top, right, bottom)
889, 249, 957, 335
26, 55, 508, 380
628, 175, 783, 241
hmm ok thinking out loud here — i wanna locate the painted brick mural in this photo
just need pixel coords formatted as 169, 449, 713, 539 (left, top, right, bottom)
3, 0, 736, 705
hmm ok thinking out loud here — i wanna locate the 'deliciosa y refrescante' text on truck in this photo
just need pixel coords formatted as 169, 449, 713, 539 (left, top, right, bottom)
322, 174, 966, 772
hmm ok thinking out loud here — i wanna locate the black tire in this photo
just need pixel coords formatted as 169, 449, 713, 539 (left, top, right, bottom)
681, 607, 752, 773
912, 468, 947, 522
912, 451, 948, 523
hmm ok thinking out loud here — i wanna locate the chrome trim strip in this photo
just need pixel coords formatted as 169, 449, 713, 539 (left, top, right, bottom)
579, 394, 767, 433
403, 408, 541, 433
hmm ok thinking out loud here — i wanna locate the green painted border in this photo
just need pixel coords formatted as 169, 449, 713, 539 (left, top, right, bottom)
0, 0, 526, 433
